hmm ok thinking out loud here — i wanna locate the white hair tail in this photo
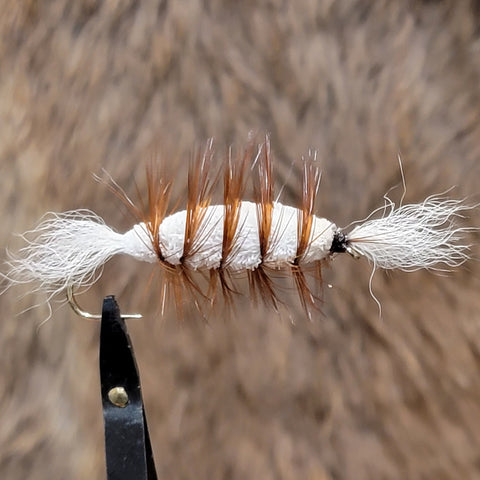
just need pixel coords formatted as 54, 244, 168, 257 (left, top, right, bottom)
345, 196, 476, 271
3, 210, 149, 298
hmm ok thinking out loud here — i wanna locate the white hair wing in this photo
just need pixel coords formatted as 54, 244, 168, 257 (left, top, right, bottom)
346, 196, 475, 271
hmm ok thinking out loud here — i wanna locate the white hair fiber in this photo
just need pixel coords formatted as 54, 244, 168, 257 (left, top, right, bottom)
345, 195, 475, 271
4, 210, 156, 297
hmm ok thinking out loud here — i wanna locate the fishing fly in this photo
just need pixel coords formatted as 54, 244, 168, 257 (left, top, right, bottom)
2, 137, 475, 319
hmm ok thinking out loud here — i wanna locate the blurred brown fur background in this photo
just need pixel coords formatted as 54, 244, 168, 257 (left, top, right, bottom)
2, 1, 480, 478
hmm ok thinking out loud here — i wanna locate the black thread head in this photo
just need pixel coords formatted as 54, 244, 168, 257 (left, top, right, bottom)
330, 231, 348, 253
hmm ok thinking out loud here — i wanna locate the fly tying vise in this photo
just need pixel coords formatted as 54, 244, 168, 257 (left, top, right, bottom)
2, 137, 475, 319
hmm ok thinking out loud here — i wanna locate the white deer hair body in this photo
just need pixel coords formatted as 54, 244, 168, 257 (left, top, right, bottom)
2, 137, 476, 316
159, 202, 336, 269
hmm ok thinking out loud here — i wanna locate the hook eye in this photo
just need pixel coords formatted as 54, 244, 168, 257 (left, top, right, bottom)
345, 245, 361, 259
66, 285, 142, 320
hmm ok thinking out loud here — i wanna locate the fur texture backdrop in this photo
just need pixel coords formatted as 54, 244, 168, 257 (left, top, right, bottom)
1, 1, 480, 479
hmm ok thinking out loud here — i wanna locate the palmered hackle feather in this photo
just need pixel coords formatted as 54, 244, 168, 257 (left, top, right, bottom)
292, 157, 323, 316
250, 136, 280, 310
208, 141, 252, 309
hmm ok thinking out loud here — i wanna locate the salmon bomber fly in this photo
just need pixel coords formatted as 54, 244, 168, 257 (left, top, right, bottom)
2, 137, 476, 319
